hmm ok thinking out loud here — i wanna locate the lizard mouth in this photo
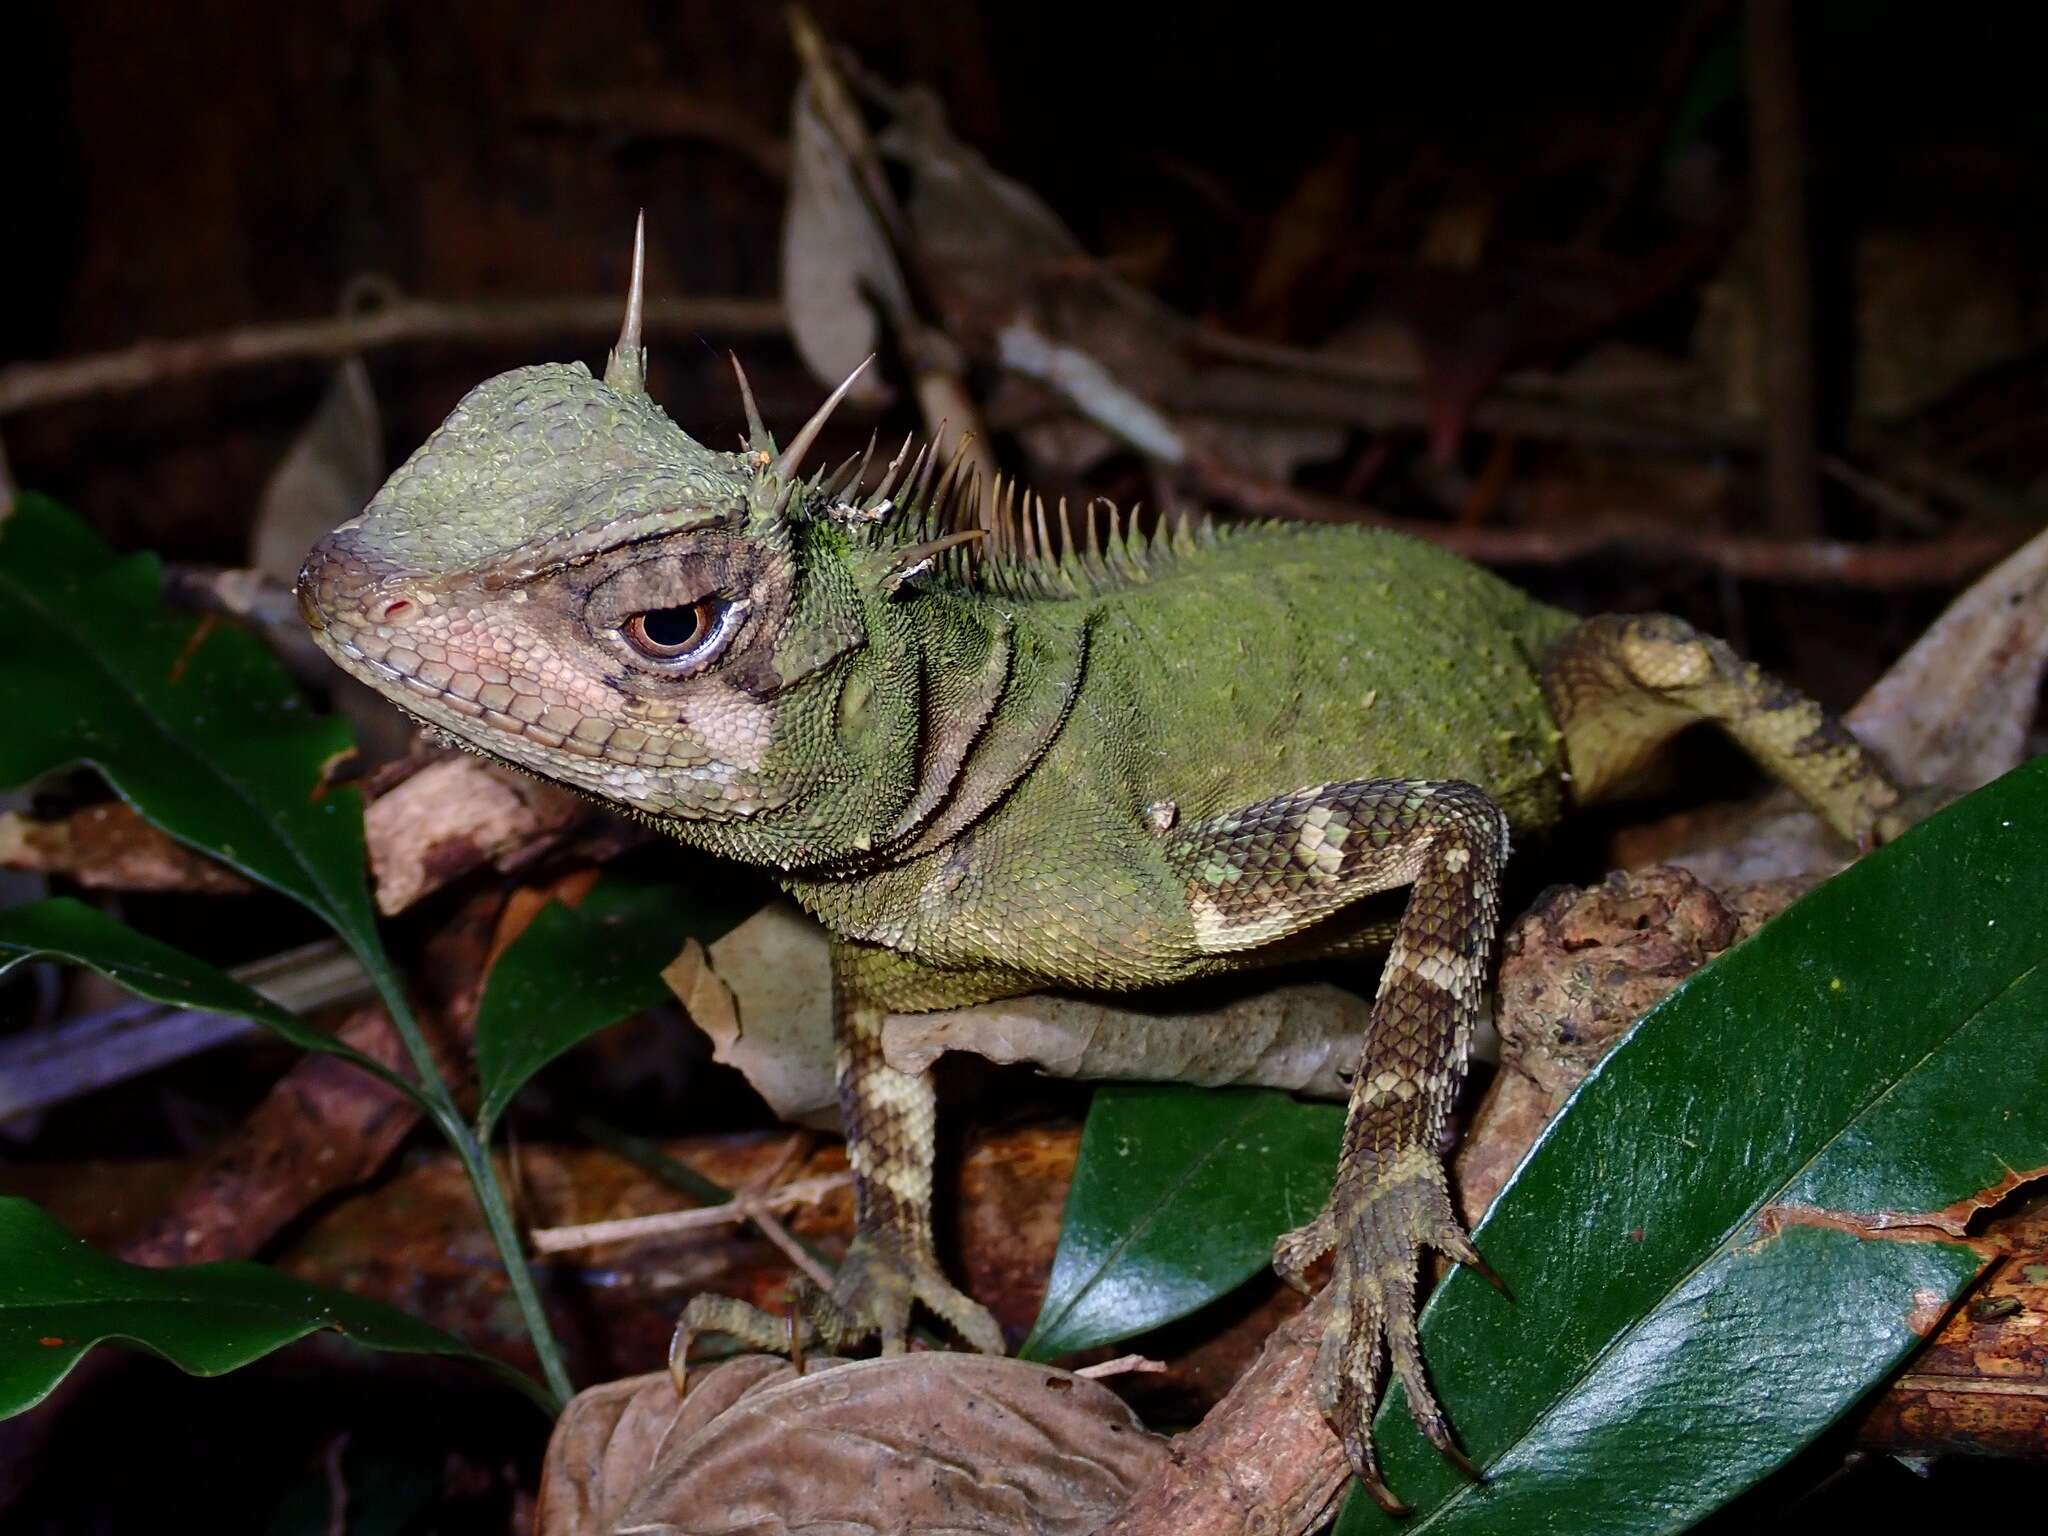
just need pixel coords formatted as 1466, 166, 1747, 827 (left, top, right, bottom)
295, 526, 784, 827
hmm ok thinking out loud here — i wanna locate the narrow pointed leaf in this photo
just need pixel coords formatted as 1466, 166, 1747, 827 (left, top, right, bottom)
1020, 1085, 1340, 1360
1334, 758, 2048, 1533
0, 495, 382, 961
474, 874, 749, 1137
0, 896, 408, 1092
0, 1197, 550, 1417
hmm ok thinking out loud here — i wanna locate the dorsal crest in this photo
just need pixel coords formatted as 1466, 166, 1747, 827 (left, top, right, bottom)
758, 411, 1227, 602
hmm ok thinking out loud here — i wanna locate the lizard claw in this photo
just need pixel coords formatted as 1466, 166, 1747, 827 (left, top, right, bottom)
1283, 1147, 1492, 1509
670, 1292, 816, 1396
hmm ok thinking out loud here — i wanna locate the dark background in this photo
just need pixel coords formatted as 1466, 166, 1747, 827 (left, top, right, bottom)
4, 2, 2046, 1530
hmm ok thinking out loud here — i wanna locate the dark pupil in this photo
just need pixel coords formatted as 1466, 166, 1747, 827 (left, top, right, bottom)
640, 604, 704, 649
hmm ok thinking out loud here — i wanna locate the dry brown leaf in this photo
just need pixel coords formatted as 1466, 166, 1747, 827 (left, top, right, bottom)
667, 902, 838, 1129
364, 755, 587, 915
250, 354, 383, 585
0, 801, 252, 893
780, 87, 899, 402
883, 983, 1365, 1099
668, 901, 1368, 1126
536, 1354, 1166, 1536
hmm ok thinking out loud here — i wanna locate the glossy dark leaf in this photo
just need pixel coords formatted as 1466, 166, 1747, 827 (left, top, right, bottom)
0, 495, 382, 963
1335, 758, 2048, 1534
0, 1197, 550, 1417
474, 874, 743, 1137
0, 896, 408, 1092
1020, 1085, 1341, 1360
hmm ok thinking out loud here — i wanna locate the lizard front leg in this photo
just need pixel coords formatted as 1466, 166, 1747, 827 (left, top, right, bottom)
671, 943, 1004, 1386
1166, 778, 1509, 1512
815, 946, 1008, 1356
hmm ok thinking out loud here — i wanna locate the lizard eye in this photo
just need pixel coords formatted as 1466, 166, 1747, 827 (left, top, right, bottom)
620, 596, 742, 666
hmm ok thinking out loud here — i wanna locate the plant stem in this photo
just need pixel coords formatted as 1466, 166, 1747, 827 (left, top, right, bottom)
362, 957, 573, 1411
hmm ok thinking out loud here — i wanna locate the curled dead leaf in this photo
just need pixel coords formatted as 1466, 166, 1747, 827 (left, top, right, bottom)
668, 901, 1369, 1128
537, 1353, 1167, 1536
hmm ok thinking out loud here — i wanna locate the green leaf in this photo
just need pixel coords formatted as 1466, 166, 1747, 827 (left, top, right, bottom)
1336, 758, 2048, 1534
0, 496, 578, 1407
1020, 1085, 1341, 1360
0, 1197, 550, 1417
0, 494, 382, 962
473, 874, 742, 1137
0, 896, 409, 1093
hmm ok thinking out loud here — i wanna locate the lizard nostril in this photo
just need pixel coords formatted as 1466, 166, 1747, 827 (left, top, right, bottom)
378, 597, 416, 624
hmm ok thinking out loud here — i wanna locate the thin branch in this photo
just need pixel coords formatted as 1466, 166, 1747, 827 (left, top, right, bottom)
1191, 454, 2021, 589
527, 1172, 850, 1253
749, 1207, 839, 1294
0, 294, 785, 417
1073, 1354, 1169, 1380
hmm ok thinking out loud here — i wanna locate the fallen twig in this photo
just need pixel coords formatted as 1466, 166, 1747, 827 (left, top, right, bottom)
527, 1172, 851, 1255
1192, 454, 2021, 588
0, 294, 785, 418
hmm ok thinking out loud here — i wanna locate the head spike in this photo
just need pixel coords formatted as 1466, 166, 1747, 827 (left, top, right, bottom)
882, 529, 987, 596
1085, 496, 1109, 571
866, 433, 916, 512
730, 353, 772, 455
1107, 502, 1131, 575
773, 356, 872, 483
999, 476, 1019, 560
949, 471, 984, 580
906, 439, 940, 537
603, 212, 648, 396
821, 450, 866, 502
1032, 493, 1053, 569
1055, 497, 1082, 594
929, 434, 976, 532
849, 431, 878, 500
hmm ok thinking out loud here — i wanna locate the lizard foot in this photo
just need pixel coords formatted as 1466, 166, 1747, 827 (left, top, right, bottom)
668, 1234, 1003, 1396
1274, 1146, 1491, 1515
815, 1232, 1007, 1358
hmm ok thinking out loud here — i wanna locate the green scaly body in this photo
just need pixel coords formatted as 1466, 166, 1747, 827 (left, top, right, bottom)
780, 524, 1573, 997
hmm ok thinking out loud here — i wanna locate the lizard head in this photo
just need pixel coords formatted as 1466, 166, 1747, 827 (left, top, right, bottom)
297, 221, 976, 868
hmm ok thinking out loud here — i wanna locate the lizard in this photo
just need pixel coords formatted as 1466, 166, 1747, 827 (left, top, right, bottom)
296, 228, 1913, 1512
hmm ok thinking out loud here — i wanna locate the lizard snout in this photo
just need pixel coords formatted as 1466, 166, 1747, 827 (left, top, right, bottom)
296, 531, 425, 637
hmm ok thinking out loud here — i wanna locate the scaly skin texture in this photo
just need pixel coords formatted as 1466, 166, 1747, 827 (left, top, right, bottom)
299, 316, 1909, 1509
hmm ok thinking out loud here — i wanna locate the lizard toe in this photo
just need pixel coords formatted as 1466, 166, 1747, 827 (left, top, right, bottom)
670, 1292, 817, 1395
1273, 1207, 1340, 1295
1306, 1151, 1490, 1504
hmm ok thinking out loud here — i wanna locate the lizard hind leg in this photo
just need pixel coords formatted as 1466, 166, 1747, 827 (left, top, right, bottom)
1542, 613, 1909, 847
1166, 777, 1510, 1509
